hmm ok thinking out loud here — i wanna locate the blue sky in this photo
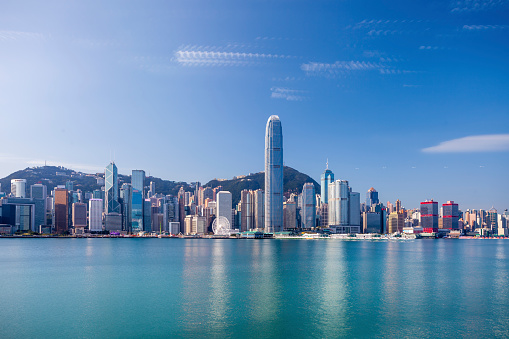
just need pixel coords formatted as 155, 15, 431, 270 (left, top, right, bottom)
1, 0, 508, 210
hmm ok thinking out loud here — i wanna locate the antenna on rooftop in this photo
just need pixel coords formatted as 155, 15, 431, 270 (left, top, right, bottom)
326, 158, 329, 170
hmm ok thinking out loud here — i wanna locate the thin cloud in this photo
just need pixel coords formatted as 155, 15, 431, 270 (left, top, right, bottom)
0, 30, 46, 41
174, 46, 293, 67
270, 87, 308, 101
462, 24, 508, 30
422, 134, 509, 153
451, 0, 509, 12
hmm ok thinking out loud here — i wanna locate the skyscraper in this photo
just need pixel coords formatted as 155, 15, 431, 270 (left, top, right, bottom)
10, 179, 27, 198
420, 200, 438, 230
366, 187, 378, 208
265, 115, 283, 233
240, 190, 253, 232
216, 191, 233, 228
54, 188, 69, 234
300, 183, 316, 229
442, 201, 459, 230
131, 170, 145, 233
105, 162, 120, 214
89, 198, 103, 232
320, 162, 334, 204
328, 180, 361, 233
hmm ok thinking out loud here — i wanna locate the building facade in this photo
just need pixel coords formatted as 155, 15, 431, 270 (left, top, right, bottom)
265, 115, 283, 233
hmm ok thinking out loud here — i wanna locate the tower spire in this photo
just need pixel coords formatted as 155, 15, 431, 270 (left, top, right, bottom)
326, 158, 329, 170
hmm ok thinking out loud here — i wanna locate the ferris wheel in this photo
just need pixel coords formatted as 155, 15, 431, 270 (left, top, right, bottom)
212, 216, 231, 235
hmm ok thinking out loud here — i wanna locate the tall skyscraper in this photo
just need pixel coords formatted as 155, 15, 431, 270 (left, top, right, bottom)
321, 162, 334, 204
105, 162, 120, 214
240, 190, 253, 232
253, 189, 264, 230
328, 180, 361, 233
131, 170, 145, 233
89, 199, 103, 232
11, 179, 27, 198
420, 200, 439, 230
300, 183, 316, 228
366, 187, 379, 208
54, 188, 69, 234
265, 115, 283, 233
442, 201, 459, 229
216, 191, 233, 228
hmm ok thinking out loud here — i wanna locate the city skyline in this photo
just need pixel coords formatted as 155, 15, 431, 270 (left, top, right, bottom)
0, 0, 508, 210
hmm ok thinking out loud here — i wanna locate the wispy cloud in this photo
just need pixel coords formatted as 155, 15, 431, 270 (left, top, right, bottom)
301, 60, 413, 77
422, 134, 509, 153
451, 0, 509, 12
174, 46, 293, 67
270, 87, 308, 101
0, 30, 47, 41
462, 24, 508, 30
348, 19, 432, 37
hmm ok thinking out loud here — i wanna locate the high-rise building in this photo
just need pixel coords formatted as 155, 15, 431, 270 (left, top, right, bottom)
300, 183, 316, 229
366, 187, 379, 208
321, 162, 334, 204
265, 115, 283, 233
131, 170, 145, 233
240, 190, 253, 232
420, 200, 438, 230
54, 189, 69, 234
11, 179, 27, 198
105, 162, 120, 214
72, 203, 87, 229
253, 189, 264, 230
132, 170, 145, 193
388, 212, 404, 233
88, 199, 103, 232
216, 191, 233, 228
283, 200, 297, 230
120, 183, 132, 232
328, 180, 361, 233
442, 201, 459, 229
395, 199, 402, 213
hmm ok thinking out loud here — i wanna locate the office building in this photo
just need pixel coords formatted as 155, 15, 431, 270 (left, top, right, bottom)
283, 200, 297, 230
240, 190, 253, 232
72, 203, 87, 233
366, 187, 379, 209
321, 162, 334, 204
89, 199, 103, 232
300, 183, 316, 229
388, 212, 404, 234
105, 162, 120, 214
54, 189, 69, 234
216, 191, 233, 228
442, 201, 459, 229
11, 179, 27, 198
420, 200, 439, 230
265, 115, 283, 233
328, 180, 361, 233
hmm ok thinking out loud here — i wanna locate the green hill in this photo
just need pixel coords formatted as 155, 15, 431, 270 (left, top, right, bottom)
1, 165, 320, 206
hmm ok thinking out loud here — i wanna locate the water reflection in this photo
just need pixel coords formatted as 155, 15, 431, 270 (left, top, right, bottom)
316, 241, 348, 337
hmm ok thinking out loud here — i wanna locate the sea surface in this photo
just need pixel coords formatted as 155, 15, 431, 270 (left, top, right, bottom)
1, 238, 508, 338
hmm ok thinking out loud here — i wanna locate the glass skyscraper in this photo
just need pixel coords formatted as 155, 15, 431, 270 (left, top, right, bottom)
105, 162, 120, 214
320, 162, 334, 204
264, 115, 283, 233
301, 183, 316, 229
131, 170, 145, 233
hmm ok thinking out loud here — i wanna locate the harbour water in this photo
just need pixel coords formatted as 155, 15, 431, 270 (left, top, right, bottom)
1, 238, 509, 338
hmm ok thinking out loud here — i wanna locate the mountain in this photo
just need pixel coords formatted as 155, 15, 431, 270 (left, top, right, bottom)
204, 166, 320, 206
0, 165, 320, 206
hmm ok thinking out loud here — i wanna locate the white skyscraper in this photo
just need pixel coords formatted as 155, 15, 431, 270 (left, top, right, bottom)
265, 115, 283, 233
89, 198, 103, 232
328, 180, 361, 233
216, 191, 233, 228
11, 179, 27, 198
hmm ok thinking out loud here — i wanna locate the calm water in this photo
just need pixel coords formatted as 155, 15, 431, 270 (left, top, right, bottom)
1, 238, 509, 338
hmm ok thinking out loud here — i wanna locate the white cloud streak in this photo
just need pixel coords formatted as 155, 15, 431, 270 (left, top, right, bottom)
0, 30, 46, 41
174, 47, 293, 67
451, 0, 509, 12
422, 134, 509, 153
301, 60, 412, 77
270, 87, 307, 101
462, 24, 508, 30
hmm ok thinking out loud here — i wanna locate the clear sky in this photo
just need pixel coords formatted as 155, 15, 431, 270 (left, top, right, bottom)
1, 0, 508, 210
